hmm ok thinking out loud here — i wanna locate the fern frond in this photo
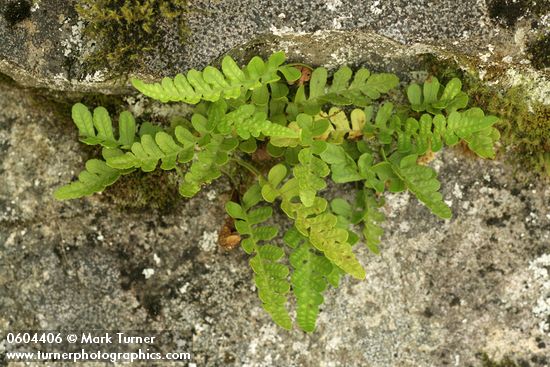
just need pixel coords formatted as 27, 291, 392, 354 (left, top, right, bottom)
391, 154, 451, 219
216, 104, 299, 139
261, 164, 289, 203
284, 198, 366, 279
105, 126, 196, 172
289, 240, 332, 332
131, 52, 300, 104
293, 148, 330, 207
358, 189, 385, 254
179, 135, 239, 197
72, 103, 137, 149
226, 185, 291, 329
291, 66, 399, 116
319, 143, 363, 183
307, 212, 366, 279
394, 109, 499, 158
54, 159, 122, 200
407, 77, 469, 114
250, 244, 291, 329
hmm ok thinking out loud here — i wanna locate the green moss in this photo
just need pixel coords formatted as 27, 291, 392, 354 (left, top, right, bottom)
467, 83, 550, 176
421, 54, 549, 176
102, 169, 182, 211
527, 33, 550, 70
480, 353, 519, 367
487, 0, 547, 28
76, 0, 189, 74
3, 0, 32, 26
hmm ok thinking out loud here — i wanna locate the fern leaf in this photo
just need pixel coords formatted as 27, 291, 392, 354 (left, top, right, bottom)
296, 67, 399, 115
290, 241, 332, 332
393, 154, 451, 219
261, 164, 288, 202
72, 102, 95, 137
179, 135, 238, 197
106, 130, 193, 172
54, 159, 122, 200
293, 148, 330, 206
362, 73, 400, 100
217, 104, 298, 139
319, 143, 362, 183
393, 109, 498, 157
307, 214, 366, 279
285, 198, 366, 279
309, 67, 328, 99
118, 111, 137, 147
72, 104, 138, 149
225, 188, 291, 329
359, 189, 385, 254
407, 77, 469, 114
250, 244, 291, 329
132, 52, 296, 104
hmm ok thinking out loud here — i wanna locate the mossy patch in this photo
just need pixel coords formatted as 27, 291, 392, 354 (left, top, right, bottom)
480, 353, 520, 367
3, 0, 31, 26
486, 0, 547, 28
526, 33, 550, 70
102, 169, 182, 211
421, 54, 549, 176
468, 83, 550, 175
75, 0, 189, 75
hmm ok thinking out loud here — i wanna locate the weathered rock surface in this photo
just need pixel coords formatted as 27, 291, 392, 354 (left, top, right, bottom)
0, 0, 549, 366
0, 0, 548, 92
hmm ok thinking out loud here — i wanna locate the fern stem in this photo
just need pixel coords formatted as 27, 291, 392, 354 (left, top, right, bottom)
174, 164, 185, 178
220, 167, 240, 190
231, 158, 262, 177
286, 62, 313, 70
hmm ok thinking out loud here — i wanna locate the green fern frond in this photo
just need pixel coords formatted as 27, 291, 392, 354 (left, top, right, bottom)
407, 77, 469, 114
284, 198, 366, 280
391, 154, 451, 219
395, 109, 499, 158
54, 159, 123, 200
72, 103, 137, 149
293, 148, 330, 207
105, 128, 195, 172
225, 186, 291, 329
290, 66, 399, 116
179, 135, 239, 197
357, 189, 385, 254
250, 244, 291, 329
216, 104, 299, 139
289, 240, 333, 332
131, 51, 300, 104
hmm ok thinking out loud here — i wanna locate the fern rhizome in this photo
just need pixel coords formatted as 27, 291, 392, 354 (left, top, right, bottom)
55, 51, 500, 332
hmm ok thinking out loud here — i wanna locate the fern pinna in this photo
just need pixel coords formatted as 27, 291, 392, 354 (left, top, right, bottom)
55, 51, 499, 332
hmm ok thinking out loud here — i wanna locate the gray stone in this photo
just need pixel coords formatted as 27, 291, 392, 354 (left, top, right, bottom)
0, 0, 548, 93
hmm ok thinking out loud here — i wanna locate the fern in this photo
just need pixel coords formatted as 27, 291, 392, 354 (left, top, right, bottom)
71, 103, 137, 149
287, 231, 333, 332
407, 77, 468, 115
225, 184, 291, 329
287, 66, 399, 117
57, 51, 500, 332
131, 51, 301, 104
54, 158, 123, 200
